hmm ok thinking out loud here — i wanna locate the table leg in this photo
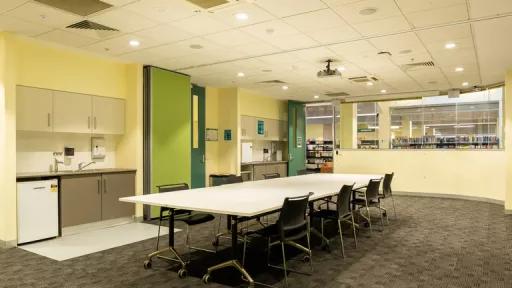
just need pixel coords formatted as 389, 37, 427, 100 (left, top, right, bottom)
169, 208, 175, 247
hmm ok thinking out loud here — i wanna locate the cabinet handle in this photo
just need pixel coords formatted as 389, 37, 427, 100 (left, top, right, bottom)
103, 179, 107, 194
94, 117, 97, 129
97, 179, 101, 194
88, 117, 91, 129
47, 113, 51, 127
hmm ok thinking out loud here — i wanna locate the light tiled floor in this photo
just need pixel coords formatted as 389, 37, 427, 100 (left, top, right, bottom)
19, 222, 178, 261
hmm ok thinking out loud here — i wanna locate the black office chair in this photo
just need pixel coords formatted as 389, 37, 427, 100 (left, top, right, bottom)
311, 184, 357, 257
379, 173, 396, 220
351, 178, 383, 235
243, 193, 313, 287
263, 173, 280, 179
145, 183, 215, 277
297, 169, 309, 175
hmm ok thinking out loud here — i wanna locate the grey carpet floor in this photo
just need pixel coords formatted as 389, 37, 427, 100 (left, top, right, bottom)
1, 196, 512, 288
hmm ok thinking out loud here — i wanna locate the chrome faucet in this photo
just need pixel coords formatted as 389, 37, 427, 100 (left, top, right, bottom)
78, 161, 96, 171
53, 158, 64, 173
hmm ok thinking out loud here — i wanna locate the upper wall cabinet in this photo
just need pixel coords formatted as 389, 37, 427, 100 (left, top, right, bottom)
92, 97, 125, 134
240, 115, 287, 141
16, 86, 53, 132
53, 91, 93, 133
16, 86, 125, 135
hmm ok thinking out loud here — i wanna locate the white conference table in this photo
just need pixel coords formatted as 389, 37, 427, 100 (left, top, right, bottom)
120, 173, 382, 284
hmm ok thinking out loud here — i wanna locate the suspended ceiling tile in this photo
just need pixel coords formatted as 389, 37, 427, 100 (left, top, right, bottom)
204, 29, 258, 47
0, 14, 52, 36
468, 0, 512, 18
231, 41, 281, 57
37, 29, 98, 47
402, 3, 468, 28
133, 22, 193, 44
328, 40, 379, 59
0, 0, 29, 14
171, 13, 230, 36
352, 15, 410, 36
255, 0, 327, 18
85, 33, 158, 55
210, 2, 275, 27
240, 19, 300, 40
291, 47, 339, 63
395, 0, 466, 13
415, 23, 471, 45
284, 9, 348, 32
100, 0, 135, 6
5, 1, 81, 28
265, 33, 318, 50
369, 32, 426, 55
123, 0, 198, 22
89, 7, 156, 33
333, 0, 403, 24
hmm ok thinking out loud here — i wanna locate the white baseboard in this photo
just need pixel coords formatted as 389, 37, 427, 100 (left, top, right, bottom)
0, 239, 17, 249
62, 216, 135, 236
394, 191, 504, 206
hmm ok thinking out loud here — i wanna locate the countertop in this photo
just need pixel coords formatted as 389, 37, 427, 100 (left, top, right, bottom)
241, 160, 288, 165
16, 168, 137, 179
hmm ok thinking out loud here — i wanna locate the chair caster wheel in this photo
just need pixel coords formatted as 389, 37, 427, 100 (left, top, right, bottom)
178, 268, 187, 279
303, 255, 311, 263
202, 274, 210, 284
143, 260, 152, 269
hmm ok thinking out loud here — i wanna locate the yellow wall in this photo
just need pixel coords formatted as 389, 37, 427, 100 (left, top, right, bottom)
0, 34, 143, 244
239, 88, 287, 120
205, 87, 220, 184
505, 70, 512, 210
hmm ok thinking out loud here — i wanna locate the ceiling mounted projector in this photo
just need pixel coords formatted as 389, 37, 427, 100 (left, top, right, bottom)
317, 59, 342, 78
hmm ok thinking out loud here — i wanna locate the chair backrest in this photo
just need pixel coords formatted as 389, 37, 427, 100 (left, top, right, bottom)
297, 169, 309, 176
365, 178, 382, 200
382, 173, 394, 197
278, 192, 312, 241
263, 173, 280, 179
336, 184, 355, 217
157, 183, 189, 192
225, 175, 243, 184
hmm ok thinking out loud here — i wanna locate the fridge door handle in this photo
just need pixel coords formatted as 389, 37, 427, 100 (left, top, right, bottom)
97, 179, 101, 194
103, 179, 107, 194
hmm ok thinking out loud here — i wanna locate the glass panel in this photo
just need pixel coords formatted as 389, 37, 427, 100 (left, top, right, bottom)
192, 94, 199, 149
357, 102, 379, 149
305, 103, 334, 172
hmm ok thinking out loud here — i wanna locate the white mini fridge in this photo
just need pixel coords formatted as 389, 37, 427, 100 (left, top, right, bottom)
17, 179, 59, 244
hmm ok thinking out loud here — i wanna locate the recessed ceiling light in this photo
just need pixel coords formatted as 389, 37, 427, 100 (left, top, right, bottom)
237, 72, 245, 77
366, 82, 374, 86
282, 85, 289, 90
190, 44, 203, 49
359, 7, 378, 15
445, 42, 456, 49
129, 39, 140, 47
455, 67, 464, 72
313, 95, 319, 99
380, 89, 387, 93
462, 81, 469, 86
399, 49, 412, 54
337, 66, 346, 71
235, 12, 249, 21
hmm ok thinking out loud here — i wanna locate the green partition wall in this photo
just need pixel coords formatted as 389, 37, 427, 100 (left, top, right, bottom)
143, 66, 191, 219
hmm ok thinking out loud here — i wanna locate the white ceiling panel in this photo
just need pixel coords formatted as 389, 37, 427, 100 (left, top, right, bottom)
473, 16, 512, 85
351, 15, 411, 36
211, 3, 275, 27
89, 8, 156, 33
37, 29, 98, 47
240, 19, 300, 40
468, 0, 512, 18
370, 32, 425, 55
133, 23, 193, 44
328, 40, 379, 59
123, 0, 198, 22
204, 29, 258, 47
85, 33, 159, 55
255, 0, 326, 18
0, 0, 28, 14
264, 33, 318, 50
284, 9, 347, 32
402, 3, 468, 28
291, 47, 338, 63
5, 1, 81, 28
308, 26, 361, 44
333, 0, 403, 24
0, 14, 52, 36
395, 0, 466, 13
171, 13, 230, 36
232, 41, 281, 57
101, 0, 136, 6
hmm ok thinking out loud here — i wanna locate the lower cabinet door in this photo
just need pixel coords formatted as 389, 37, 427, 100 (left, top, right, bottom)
253, 165, 267, 181
101, 172, 135, 220
61, 175, 102, 227
277, 163, 288, 177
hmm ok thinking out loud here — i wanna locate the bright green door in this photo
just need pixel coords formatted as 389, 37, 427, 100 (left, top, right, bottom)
288, 101, 306, 176
191, 84, 205, 188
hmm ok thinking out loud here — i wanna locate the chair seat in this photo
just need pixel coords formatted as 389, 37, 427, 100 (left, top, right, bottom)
311, 209, 338, 220
177, 213, 215, 225
351, 198, 379, 206
249, 223, 307, 242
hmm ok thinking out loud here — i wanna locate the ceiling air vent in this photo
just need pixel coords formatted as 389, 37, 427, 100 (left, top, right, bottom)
257, 80, 286, 84
35, 0, 112, 16
66, 20, 118, 31
185, 0, 229, 9
401, 61, 435, 71
348, 76, 379, 83
325, 92, 350, 97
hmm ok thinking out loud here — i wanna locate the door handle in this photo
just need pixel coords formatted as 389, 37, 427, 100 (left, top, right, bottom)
202, 154, 205, 163
97, 179, 101, 194
103, 179, 107, 194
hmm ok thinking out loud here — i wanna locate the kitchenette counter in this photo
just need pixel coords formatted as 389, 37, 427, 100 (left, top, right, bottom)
241, 160, 288, 165
16, 168, 137, 180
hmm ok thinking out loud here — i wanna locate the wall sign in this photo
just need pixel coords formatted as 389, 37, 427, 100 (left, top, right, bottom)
206, 128, 218, 141
257, 120, 265, 135
224, 129, 232, 141
297, 136, 302, 148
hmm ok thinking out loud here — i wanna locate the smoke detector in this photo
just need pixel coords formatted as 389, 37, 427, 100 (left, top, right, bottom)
317, 59, 342, 78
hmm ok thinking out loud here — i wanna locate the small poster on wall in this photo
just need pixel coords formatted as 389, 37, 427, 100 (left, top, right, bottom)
206, 128, 218, 141
297, 136, 303, 148
224, 129, 232, 141
257, 120, 265, 135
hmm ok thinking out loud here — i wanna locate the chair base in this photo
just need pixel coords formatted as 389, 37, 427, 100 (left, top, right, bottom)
203, 260, 254, 286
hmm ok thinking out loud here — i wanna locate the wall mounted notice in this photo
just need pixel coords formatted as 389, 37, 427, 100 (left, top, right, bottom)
224, 129, 232, 141
206, 128, 218, 141
257, 120, 265, 135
